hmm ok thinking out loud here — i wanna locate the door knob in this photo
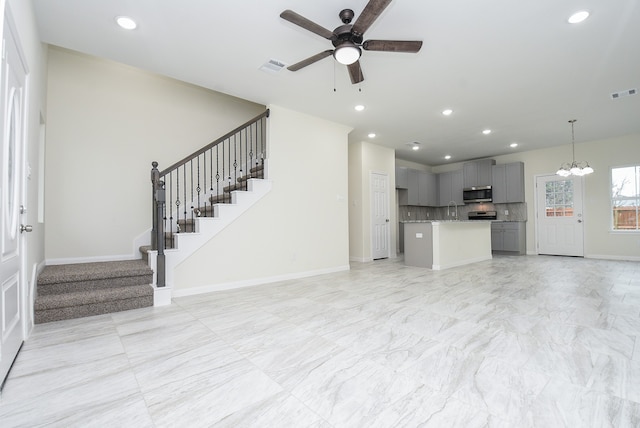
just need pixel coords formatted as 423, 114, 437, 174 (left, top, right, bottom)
20, 224, 33, 233
577, 220, 582, 223
386, 219, 390, 222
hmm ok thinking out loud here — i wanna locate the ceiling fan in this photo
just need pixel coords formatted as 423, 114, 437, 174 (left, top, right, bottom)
280, 0, 423, 84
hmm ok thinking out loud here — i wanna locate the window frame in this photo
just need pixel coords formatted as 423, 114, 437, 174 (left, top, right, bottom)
610, 164, 640, 233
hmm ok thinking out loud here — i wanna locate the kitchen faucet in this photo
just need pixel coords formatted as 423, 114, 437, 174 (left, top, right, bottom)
447, 201, 458, 219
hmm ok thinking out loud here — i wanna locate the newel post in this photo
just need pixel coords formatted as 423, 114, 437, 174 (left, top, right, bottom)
151, 161, 166, 287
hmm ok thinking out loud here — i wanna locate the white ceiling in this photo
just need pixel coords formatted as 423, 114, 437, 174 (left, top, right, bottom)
32, 0, 640, 166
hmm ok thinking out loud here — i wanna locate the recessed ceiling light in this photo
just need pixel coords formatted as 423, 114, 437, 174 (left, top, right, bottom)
445, 155, 452, 160
510, 143, 518, 148
368, 133, 376, 138
482, 129, 492, 135
116, 16, 137, 30
568, 10, 590, 24
442, 109, 453, 116
354, 105, 365, 111
412, 145, 420, 151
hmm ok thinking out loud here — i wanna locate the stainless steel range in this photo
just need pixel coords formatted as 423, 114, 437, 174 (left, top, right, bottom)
468, 210, 497, 221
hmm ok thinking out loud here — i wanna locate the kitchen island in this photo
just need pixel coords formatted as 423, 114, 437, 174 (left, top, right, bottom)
403, 221, 492, 270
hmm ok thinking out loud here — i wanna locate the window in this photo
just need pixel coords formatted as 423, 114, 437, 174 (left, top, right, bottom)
611, 165, 640, 231
545, 180, 574, 217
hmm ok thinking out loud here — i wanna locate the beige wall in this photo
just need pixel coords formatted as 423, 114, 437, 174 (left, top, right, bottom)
348, 140, 397, 262
174, 105, 351, 290
44, 47, 265, 260
431, 133, 640, 260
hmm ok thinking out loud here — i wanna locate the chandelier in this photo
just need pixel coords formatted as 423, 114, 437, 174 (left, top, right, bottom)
556, 119, 594, 177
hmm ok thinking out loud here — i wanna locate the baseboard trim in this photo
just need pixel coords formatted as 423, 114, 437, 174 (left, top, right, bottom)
350, 256, 372, 263
45, 254, 140, 266
585, 254, 640, 262
172, 264, 351, 298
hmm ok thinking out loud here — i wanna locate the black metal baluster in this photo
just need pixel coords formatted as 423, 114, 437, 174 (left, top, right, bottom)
196, 157, 201, 218
223, 139, 227, 202
249, 121, 254, 177
239, 129, 243, 181
183, 165, 188, 229
233, 134, 238, 187
169, 171, 175, 248
209, 149, 214, 215
203, 151, 207, 216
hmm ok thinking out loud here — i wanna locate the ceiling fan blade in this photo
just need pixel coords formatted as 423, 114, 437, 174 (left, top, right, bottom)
352, 0, 393, 37
362, 40, 423, 53
347, 61, 365, 84
280, 10, 337, 41
287, 50, 334, 71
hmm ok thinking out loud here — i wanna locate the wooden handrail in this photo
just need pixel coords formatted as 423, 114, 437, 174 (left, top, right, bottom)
159, 109, 269, 177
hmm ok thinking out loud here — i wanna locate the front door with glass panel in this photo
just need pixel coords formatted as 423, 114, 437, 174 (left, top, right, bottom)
536, 175, 584, 256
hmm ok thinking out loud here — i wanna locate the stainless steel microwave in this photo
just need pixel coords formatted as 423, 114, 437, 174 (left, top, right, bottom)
463, 186, 492, 203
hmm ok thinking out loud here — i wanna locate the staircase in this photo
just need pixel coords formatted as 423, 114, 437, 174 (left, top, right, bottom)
167, 164, 264, 248
34, 111, 270, 323
34, 260, 154, 324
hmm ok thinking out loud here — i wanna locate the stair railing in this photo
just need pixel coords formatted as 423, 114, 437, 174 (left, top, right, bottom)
150, 110, 269, 286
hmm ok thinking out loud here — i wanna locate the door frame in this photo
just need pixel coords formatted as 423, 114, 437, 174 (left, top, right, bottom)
533, 173, 586, 256
370, 170, 390, 260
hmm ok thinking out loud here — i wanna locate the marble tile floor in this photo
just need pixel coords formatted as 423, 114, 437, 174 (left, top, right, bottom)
2, 255, 640, 427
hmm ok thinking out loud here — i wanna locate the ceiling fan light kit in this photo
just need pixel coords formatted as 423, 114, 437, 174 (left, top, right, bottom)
334, 42, 361, 65
280, 0, 422, 84
556, 119, 594, 177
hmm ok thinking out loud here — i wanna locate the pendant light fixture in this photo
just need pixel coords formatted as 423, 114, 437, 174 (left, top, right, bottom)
556, 119, 594, 177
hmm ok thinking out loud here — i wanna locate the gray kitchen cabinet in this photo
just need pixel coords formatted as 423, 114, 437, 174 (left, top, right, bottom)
492, 162, 525, 203
396, 166, 409, 189
463, 159, 495, 188
398, 169, 436, 206
418, 171, 437, 206
491, 221, 526, 254
438, 169, 464, 206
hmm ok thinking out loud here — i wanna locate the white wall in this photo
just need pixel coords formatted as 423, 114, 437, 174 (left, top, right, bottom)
348, 140, 397, 262
432, 133, 640, 260
44, 47, 265, 261
173, 105, 351, 291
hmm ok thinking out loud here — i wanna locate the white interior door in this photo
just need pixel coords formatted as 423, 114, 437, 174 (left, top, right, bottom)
1, 14, 27, 388
536, 174, 584, 256
371, 172, 390, 260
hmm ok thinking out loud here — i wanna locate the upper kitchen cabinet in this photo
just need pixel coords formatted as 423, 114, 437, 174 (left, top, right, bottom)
395, 166, 409, 189
418, 171, 438, 206
463, 159, 496, 188
398, 168, 437, 206
438, 169, 464, 206
492, 162, 525, 203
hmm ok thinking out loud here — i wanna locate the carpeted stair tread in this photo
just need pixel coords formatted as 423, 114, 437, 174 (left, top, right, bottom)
237, 171, 264, 183
35, 296, 154, 324
209, 194, 231, 204
35, 283, 153, 310
223, 182, 248, 193
38, 260, 152, 285
37, 274, 153, 295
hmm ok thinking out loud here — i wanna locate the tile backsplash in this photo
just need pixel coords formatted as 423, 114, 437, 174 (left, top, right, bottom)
399, 202, 527, 222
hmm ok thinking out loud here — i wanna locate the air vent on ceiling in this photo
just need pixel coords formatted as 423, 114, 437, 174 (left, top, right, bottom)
259, 59, 286, 73
610, 88, 637, 100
